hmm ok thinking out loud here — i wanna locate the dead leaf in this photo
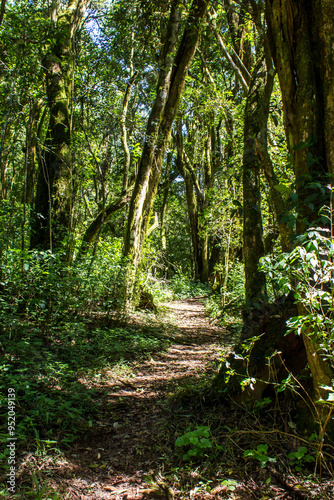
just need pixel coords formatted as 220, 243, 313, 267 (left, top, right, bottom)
124, 495, 144, 500
211, 485, 229, 495
103, 485, 127, 494
140, 486, 168, 499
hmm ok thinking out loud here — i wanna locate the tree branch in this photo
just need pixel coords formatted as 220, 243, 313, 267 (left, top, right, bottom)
80, 196, 130, 253
209, 14, 251, 91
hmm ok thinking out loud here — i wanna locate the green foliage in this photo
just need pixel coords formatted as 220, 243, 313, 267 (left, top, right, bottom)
175, 426, 213, 461
220, 479, 239, 491
288, 446, 315, 471
0, 316, 170, 446
260, 221, 334, 383
205, 261, 245, 320
170, 274, 211, 299
243, 444, 277, 468
0, 234, 171, 448
24, 474, 61, 499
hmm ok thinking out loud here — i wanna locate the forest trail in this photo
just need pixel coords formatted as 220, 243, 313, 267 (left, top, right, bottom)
59, 298, 225, 499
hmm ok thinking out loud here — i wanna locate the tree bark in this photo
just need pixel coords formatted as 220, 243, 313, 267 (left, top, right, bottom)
242, 58, 271, 302
160, 152, 172, 278
24, 100, 43, 206
122, 0, 209, 308
265, 0, 331, 231
30, 0, 89, 253
0, 0, 6, 28
176, 129, 204, 281
79, 196, 130, 254
121, 71, 138, 193
265, 0, 334, 400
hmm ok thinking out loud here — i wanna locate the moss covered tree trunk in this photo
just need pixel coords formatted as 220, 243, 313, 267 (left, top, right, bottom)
30, 0, 89, 253
265, 0, 331, 227
243, 59, 273, 303
265, 0, 334, 399
160, 152, 172, 278
24, 100, 43, 207
122, 0, 209, 308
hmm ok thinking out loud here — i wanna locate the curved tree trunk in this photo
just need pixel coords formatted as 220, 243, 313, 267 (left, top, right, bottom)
122, 0, 209, 308
79, 196, 130, 255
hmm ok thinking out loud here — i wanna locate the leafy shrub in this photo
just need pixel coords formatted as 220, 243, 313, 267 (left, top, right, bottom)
170, 273, 210, 299
175, 426, 213, 461
0, 318, 170, 447
243, 444, 277, 468
205, 261, 245, 321
260, 225, 334, 376
288, 446, 315, 471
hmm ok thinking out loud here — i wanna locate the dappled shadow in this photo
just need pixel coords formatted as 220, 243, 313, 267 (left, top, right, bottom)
58, 299, 225, 484
4, 298, 227, 498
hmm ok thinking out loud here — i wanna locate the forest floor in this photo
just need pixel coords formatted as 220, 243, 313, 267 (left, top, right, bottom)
11, 298, 334, 499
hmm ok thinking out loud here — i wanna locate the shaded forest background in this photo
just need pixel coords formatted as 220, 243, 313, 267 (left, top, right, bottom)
1, 0, 334, 497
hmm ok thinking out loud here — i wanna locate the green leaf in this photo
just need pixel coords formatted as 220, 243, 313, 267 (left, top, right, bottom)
274, 183, 292, 194
257, 444, 268, 454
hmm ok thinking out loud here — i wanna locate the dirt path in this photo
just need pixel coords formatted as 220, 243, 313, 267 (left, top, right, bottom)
55, 298, 224, 499
17, 299, 334, 500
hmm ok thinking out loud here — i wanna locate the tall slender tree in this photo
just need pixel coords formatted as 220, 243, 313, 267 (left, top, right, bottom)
122, 0, 209, 308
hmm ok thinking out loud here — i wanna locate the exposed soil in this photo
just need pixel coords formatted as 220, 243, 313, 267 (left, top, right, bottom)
16, 298, 226, 499
14, 299, 334, 500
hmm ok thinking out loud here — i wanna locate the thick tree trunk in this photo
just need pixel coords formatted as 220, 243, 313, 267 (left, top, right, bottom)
315, 0, 334, 176
30, 0, 89, 253
214, 294, 305, 402
265, 0, 334, 400
265, 0, 330, 230
123, 1, 181, 262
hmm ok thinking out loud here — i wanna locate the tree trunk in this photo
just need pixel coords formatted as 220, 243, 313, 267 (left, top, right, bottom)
30, 0, 89, 253
160, 152, 172, 278
24, 100, 43, 206
265, 0, 331, 230
265, 0, 334, 399
0, 0, 6, 28
176, 130, 203, 281
121, 71, 138, 193
122, 0, 209, 308
243, 59, 272, 302
257, 142, 293, 252
0, 118, 12, 200
79, 196, 130, 255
